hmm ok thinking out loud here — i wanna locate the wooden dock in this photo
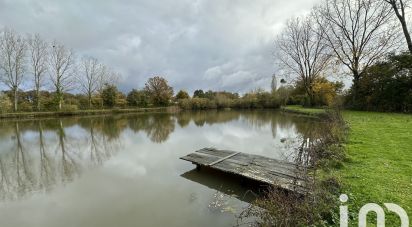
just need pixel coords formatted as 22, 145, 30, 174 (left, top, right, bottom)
180, 148, 308, 193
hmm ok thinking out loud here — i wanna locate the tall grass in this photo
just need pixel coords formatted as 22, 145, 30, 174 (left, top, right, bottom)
239, 108, 347, 226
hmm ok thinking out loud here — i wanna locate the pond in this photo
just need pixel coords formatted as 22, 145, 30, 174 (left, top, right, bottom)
0, 110, 323, 227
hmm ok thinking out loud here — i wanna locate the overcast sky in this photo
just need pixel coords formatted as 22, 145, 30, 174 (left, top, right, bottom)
0, 0, 321, 94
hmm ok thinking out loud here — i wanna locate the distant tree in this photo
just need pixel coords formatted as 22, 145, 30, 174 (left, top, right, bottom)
95, 66, 120, 108
277, 85, 295, 105
116, 91, 127, 108
97, 66, 120, 93
78, 57, 104, 109
127, 89, 149, 107
27, 33, 48, 111
215, 91, 239, 99
175, 90, 190, 100
193, 89, 205, 98
0, 29, 26, 112
49, 41, 75, 110
384, 0, 412, 54
204, 90, 215, 99
144, 76, 173, 106
101, 83, 118, 108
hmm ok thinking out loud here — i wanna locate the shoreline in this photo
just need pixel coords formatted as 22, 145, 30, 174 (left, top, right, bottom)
0, 107, 176, 120
0, 106, 287, 120
282, 105, 412, 225
280, 105, 327, 118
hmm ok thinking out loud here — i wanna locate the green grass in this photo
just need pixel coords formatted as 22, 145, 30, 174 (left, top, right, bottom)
281, 105, 326, 116
284, 105, 412, 225
337, 111, 412, 226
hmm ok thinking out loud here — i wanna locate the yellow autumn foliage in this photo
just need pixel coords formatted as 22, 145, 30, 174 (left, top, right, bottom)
313, 78, 343, 106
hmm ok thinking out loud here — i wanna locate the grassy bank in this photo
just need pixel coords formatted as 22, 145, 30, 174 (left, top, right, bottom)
283, 105, 412, 225
337, 111, 412, 225
280, 105, 326, 117
0, 107, 174, 120
242, 106, 346, 226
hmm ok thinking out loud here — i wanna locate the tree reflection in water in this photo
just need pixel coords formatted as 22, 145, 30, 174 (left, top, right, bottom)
127, 113, 175, 143
174, 110, 327, 163
0, 110, 324, 202
0, 118, 123, 201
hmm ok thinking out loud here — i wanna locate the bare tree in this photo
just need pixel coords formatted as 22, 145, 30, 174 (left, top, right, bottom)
314, 0, 400, 104
96, 66, 120, 108
78, 57, 103, 109
48, 41, 75, 110
384, 0, 412, 54
0, 29, 26, 112
97, 66, 119, 93
27, 34, 48, 111
276, 16, 332, 106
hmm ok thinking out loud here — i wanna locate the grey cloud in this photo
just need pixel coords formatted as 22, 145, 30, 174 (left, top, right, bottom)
0, 0, 321, 94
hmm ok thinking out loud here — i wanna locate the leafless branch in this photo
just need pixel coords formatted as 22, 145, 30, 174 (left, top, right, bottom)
48, 40, 75, 110
0, 28, 26, 111
384, 0, 412, 54
313, 0, 401, 101
27, 33, 48, 111
276, 16, 332, 105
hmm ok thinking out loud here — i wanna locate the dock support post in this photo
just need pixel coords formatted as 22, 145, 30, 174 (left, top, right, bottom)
240, 178, 246, 187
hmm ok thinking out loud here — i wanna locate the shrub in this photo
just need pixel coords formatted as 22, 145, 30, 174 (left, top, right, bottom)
60, 104, 78, 112
178, 98, 218, 110
0, 92, 12, 113
116, 97, 128, 108
193, 89, 205, 98
175, 90, 190, 100
312, 78, 344, 107
192, 98, 210, 109
215, 94, 233, 108
178, 99, 192, 109
345, 53, 412, 112
101, 84, 118, 108
127, 89, 149, 107
240, 107, 347, 226
75, 95, 90, 110
178, 91, 280, 110
18, 102, 33, 112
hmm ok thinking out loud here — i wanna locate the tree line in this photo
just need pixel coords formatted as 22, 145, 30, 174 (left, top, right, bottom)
0, 29, 120, 112
0, 29, 281, 113
276, 0, 412, 112
1, 0, 410, 113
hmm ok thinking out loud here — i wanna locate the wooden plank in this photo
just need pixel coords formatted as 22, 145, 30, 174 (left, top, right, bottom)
215, 155, 303, 180
207, 151, 241, 166
181, 152, 219, 165
180, 148, 309, 193
196, 148, 235, 158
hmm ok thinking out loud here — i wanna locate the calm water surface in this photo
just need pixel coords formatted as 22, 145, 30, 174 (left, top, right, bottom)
0, 110, 322, 227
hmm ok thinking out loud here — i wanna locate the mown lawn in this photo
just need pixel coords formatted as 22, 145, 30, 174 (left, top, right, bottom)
281, 105, 326, 114
338, 111, 412, 226
284, 106, 412, 226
